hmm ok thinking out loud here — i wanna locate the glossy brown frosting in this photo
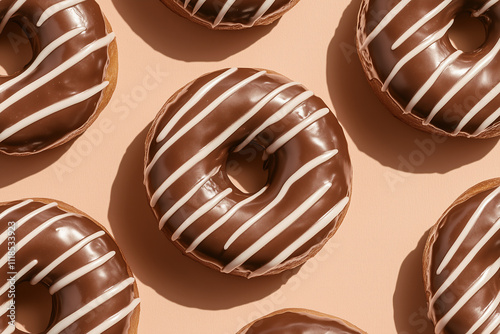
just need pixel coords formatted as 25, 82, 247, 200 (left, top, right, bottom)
0, 0, 116, 155
0, 199, 140, 334
145, 68, 352, 278
237, 309, 366, 334
357, 0, 500, 138
424, 179, 500, 333
161, 0, 299, 29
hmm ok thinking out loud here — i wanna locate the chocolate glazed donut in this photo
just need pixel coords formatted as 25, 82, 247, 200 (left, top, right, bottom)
144, 68, 352, 278
0, 199, 140, 334
423, 178, 500, 333
159, 0, 300, 30
236, 308, 367, 334
0, 0, 117, 155
357, 0, 500, 138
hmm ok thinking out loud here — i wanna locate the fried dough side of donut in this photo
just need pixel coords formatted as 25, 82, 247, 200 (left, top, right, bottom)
356, 0, 500, 138
34, 15, 118, 156
144, 68, 352, 278
423, 178, 500, 333
0, 198, 140, 334
0, 1, 118, 155
159, 0, 301, 30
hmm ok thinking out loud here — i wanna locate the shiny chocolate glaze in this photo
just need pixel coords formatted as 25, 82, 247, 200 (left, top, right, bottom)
424, 180, 500, 333
238, 309, 366, 334
0, 199, 140, 334
0, 0, 115, 154
357, 0, 500, 138
163, 0, 297, 29
144, 68, 352, 278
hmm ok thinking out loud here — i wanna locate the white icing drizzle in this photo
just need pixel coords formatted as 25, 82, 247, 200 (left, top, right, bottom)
483, 313, 500, 334
49, 251, 116, 295
0, 213, 76, 268
146, 70, 265, 177
436, 186, 500, 275
473, 106, 500, 135
405, 50, 462, 114
186, 186, 268, 253
155, 68, 237, 143
453, 81, 500, 135
382, 20, 454, 92
391, 0, 452, 50
473, 0, 500, 17
248, 0, 277, 26
465, 291, 500, 334
0, 27, 85, 94
30, 231, 106, 285
0, 33, 115, 115
171, 188, 232, 241
233, 81, 302, 153
0, 199, 32, 221
86, 298, 141, 334
0, 201, 138, 333
183, 0, 278, 27
425, 37, 500, 125
148, 73, 294, 208
213, 0, 237, 27
0, 82, 109, 143
0, 0, 27, 34
36, 0, 86, 27
360, 0, 412, 49
265, 107, 329, 155
250, 196, 349, 277
46, 277, 135, 334
1, 325, 14, 334
363, 0, 500, 134
0, 260, 37, 295
224, 149, 339, 250
158, 167, 220, 230
0, 300, 11, 317
192, 0, 207, 15
430, 219, 500, 307
434, 258, 500, 333
0, 202, 57, 245
222, 182, 332, 273
235, 90, 315, 152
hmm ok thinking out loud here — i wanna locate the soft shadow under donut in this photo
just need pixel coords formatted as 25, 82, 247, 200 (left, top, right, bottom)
392, 230, 434, 334
326, 0, 499, 173
111, 0, 278, 62
107, 125, 288, 310
0, 140, 71, 188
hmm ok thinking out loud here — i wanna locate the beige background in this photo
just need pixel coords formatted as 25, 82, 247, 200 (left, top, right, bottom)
1, 0, 499, 333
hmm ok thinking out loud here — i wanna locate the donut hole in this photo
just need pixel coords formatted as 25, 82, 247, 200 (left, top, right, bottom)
0, 21, 33, 76
14, 281, 52, 333
226, 142, 270, 194
448, 12, 487, 52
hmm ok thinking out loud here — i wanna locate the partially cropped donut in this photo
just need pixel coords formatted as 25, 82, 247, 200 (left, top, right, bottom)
0, 198, 140, 334
423, 179, 500, 333
236, 308, 366, 334
357, 0, 500, 138
144, 68, 352, 278
159, 0, 300, 30
0, 0, 117, 155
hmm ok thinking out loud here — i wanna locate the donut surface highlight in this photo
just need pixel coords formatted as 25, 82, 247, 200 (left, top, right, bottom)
357, 0, 500, 138
159, 0, 300, 30
0, 0, 117, 155
236, 308, 367, 334
0, 198, 140, 334
423, 178, 500, 333
144, 68, 352, 278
